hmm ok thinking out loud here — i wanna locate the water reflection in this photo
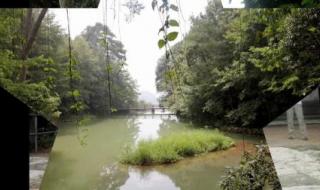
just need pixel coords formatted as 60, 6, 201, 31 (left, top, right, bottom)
132, 116, 162, 143
128, 115, 180, 144
97, 164, 129, 190
41, 115, 265, 190
120, 168, 180, 190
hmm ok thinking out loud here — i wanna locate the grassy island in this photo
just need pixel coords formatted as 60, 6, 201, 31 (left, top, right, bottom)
121, 130, 234, 165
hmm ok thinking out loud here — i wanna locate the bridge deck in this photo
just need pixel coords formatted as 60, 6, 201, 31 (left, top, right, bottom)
128, 113, 176, 116
117, 107, 170, 111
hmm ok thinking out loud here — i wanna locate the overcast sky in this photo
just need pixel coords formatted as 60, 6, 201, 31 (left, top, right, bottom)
51, 0, 243, 97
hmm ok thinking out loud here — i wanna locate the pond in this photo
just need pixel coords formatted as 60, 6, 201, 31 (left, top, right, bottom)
41, 115, 265, 190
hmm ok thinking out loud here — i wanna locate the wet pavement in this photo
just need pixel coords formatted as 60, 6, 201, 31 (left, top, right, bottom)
30, 154, 49, 190
264, 124, 320, 190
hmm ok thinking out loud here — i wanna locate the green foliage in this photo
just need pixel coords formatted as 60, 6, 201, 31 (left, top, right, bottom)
59, 0, 100, 7
167, 32, 179, 41
156, 4, 320, 129
0, 10, 138, 122
158, 39, 166, 48
79, 23, 138, 115
29, 0, 60, 7
0, 79, 60, 120
168, 19, 179, 27
153, 0, 180, 49
220, 146, 281, 190
243, 0, 320, 7
121, 129, 234, 165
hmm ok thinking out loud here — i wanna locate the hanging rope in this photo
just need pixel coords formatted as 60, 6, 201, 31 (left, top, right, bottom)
103, 0, 113, 114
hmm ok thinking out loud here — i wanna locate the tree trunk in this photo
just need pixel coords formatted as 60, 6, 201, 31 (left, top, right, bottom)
24, 9, 33, 43
19, 8, 48, 82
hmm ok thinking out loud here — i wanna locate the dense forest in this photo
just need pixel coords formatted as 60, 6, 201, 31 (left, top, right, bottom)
0, 2, 319, 130
28, 0, 100, 8
58, 0, 100, 7
156, 2, 320, 129
243, 0, 320, 8
0, 9, 138, 121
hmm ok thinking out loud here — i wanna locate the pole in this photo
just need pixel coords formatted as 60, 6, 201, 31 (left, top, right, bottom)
34, 115, 38, 153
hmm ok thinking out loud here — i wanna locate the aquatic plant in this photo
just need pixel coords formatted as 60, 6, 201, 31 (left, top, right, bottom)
120, 129, 234, 165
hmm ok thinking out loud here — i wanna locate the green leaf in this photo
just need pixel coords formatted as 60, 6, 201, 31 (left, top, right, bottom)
106, 64, 113, 72
170, 4, 178, 11
73, 90, 81, 97
169, 19, 179, 27
71, 56, 78, 65
158, 39, 166, 49
167, 32, 178, 41
301, 0, 313, 6
111, 108, 118, 112
308, 26, 317, 33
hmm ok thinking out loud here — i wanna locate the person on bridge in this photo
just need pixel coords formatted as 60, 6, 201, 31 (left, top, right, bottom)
286, 100, 308, 140
151, 106, 155, 115
160, 104, 165, 112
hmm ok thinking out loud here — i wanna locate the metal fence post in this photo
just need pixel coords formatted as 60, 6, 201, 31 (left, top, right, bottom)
34, 115, 38, 153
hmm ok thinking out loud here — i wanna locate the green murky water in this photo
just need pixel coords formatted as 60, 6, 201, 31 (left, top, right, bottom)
41, 115, 264, 190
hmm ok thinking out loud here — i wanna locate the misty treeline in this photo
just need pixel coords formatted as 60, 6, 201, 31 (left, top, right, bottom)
0, 9, 138, 120
28, 0, 100, 8
156, 1, 320, 128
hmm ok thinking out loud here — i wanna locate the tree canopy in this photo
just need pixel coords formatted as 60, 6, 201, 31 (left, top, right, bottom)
156, 2, 320, 128
243, 0, 320, 7
0, 9, 138, 120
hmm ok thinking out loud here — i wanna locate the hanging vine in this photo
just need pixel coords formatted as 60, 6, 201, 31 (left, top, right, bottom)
240, 10, 245, 153
66, 9, 89, 146
102, 0, 115, 114
153, 0, 186, 107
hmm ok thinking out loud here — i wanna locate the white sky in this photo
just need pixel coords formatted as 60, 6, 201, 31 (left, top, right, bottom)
51, 0, 243, 97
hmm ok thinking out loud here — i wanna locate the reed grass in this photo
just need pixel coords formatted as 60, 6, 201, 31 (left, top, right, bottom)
120, 129, 234, 165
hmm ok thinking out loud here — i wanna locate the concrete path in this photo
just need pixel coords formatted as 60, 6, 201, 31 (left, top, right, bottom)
264, 124, 320, 190
269, 147, 320, 189
30, 154, 49, 190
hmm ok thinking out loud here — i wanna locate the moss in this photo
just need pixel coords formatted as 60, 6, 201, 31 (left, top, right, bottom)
120, 129, 234, 165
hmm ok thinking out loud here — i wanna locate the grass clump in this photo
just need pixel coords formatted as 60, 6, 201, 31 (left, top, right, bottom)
121, 129, 234, 165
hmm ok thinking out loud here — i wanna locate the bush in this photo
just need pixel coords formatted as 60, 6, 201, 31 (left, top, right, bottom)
120, 129, 234, 165
0, 79, 61, 120
220, 145, 282, 190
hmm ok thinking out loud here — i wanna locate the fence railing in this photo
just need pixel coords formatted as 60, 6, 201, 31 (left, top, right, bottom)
29, 113, 58, 153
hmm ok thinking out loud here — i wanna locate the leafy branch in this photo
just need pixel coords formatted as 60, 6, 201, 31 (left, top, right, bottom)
152, 0, 180, 49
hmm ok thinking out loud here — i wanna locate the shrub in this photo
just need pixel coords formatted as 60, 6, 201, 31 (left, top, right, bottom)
121, 129, 234, 165
220, 145, 282, 190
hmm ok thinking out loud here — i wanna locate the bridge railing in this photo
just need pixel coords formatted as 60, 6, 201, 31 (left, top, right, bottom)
114, 107, 175, 115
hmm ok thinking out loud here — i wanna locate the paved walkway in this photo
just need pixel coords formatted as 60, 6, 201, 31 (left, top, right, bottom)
264, 124, 320, 148
30, 154, 49, 190
264, 124, 320, 190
